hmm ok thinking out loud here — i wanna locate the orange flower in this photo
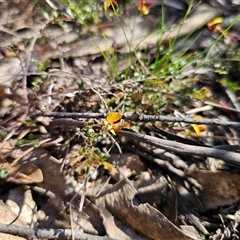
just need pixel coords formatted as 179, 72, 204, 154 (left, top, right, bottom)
104, 0, 118, 11
138, 0, 154, 15
104, 112, 123, 135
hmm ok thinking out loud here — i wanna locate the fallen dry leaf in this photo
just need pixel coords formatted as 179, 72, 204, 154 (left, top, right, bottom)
19, 148, 66, 198
186, 169, 240, 209
100, 207, 148, 240
0, 200, 27, 240
6, 186, 37, 227
8, 163, 43, 184
96, 180, 194, 240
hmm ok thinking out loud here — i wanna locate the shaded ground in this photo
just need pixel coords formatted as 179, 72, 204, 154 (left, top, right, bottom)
1, 1, 240, 239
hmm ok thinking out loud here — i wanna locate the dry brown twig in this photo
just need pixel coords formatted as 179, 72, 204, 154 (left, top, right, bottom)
117, 130, 240, 166
32, 111, 240, 128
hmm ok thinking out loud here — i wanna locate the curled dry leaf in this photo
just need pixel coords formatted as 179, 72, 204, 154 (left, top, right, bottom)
96, 180, 194, 240
8, 163, 43, 184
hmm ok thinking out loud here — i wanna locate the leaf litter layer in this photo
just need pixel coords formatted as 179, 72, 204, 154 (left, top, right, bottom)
1, 0, 240, 239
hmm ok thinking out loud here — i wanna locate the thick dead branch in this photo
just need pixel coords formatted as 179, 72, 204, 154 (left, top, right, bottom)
33, 111, 240, 128
0, 223, 116, 240
117, 130, 240, 166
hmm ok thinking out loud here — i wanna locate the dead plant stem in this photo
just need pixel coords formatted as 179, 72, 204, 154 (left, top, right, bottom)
34, 111, 240, 128
118, 130, 240, 166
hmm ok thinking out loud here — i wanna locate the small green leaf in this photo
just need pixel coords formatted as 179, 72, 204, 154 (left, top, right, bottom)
86, 128, 95, 137
101, 155, 108, 161
220, 78, 238, 92
94, 148, 101, 154
33, 142, 40, 148
78, 80, 84, 88
10, 45, 18, 52
28, 133, 34, 141
0, 131, 7, 137
0, 169, 8, 179
85, 160, 91, 167
17, 139, 27, 146
25, 117, 32, 123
